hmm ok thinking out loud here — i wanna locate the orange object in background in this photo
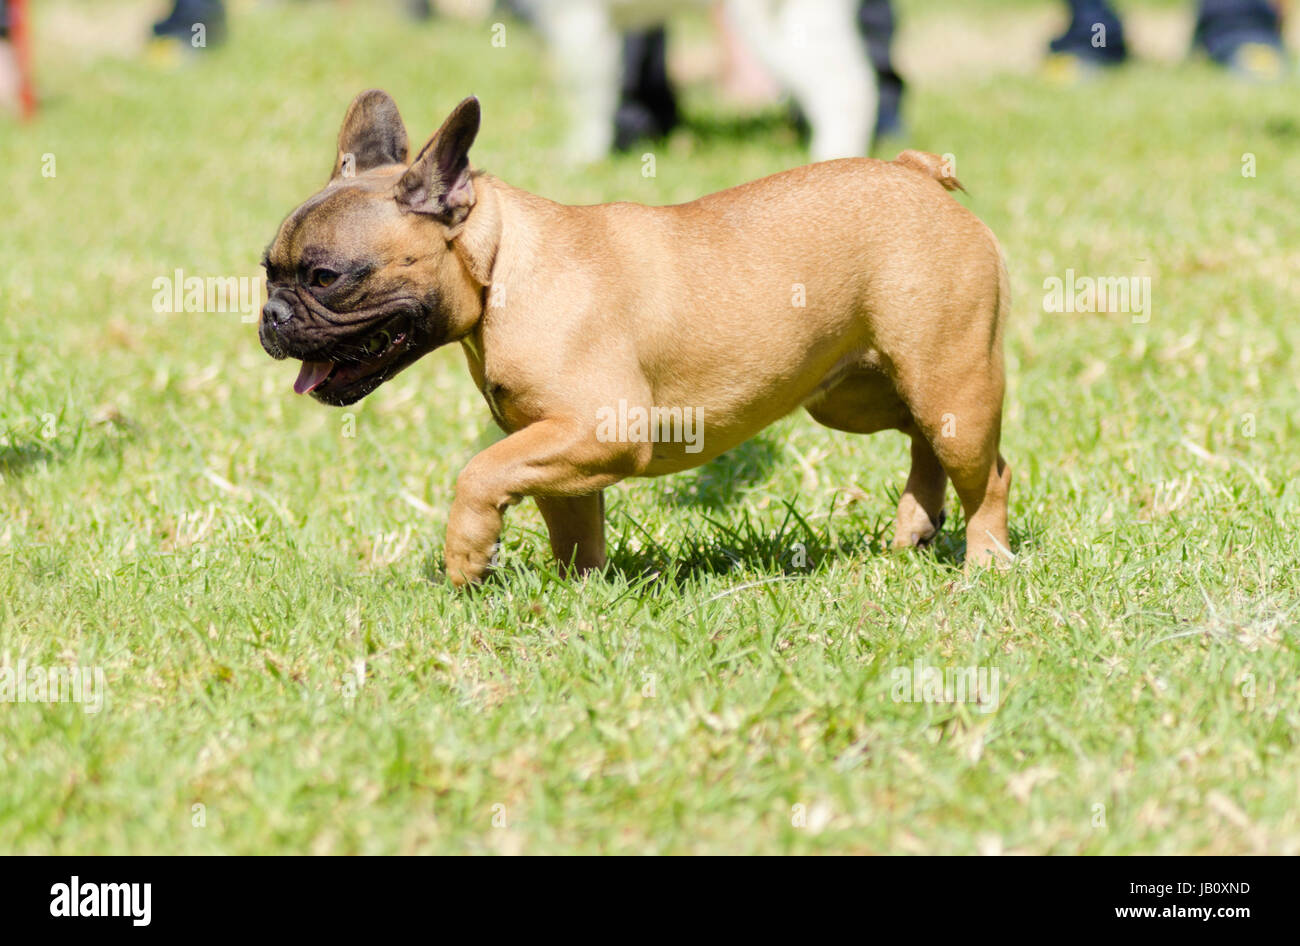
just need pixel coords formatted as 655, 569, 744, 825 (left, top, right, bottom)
10, 0, 35, 119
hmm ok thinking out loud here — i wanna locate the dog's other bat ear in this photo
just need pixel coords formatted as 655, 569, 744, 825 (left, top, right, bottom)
331, 89, 410, 180
395, 96, 481, 225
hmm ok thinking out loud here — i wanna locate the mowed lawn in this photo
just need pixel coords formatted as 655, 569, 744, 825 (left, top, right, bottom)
1, 0, 1297, 854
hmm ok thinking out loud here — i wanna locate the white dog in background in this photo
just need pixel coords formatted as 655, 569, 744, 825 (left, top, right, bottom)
525, 0, 876, 163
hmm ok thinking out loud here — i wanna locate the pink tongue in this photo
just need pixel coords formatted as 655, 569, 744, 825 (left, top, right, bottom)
293, 360, 334, 395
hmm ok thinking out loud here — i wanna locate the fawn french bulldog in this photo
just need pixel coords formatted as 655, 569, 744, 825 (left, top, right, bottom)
259, 91, 1013, 586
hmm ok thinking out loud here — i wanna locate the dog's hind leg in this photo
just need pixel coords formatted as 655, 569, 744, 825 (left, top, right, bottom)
899, 372, 1012, 567
938, 434, 1012, 569
895, 261, 1014, 567
804, 367, 946, 549
891, 430, 948, 550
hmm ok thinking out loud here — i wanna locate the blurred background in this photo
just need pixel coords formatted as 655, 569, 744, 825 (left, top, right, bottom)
1, 0, 1298, 855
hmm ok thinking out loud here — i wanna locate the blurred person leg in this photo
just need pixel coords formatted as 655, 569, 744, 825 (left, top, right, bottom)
714, 2, 781, 104
615, 27, 679, 152
149, 0, 227, 63
724, 0, 875, 159
0, 0, 35, 119
539, 0, 622, 162
617, 1, 898, 152
550, 0, 872, 161
857, 0, 904, 138
0, 1, 16, 116
615, 7, 783, 155
1194, 0, 1286, 78
1045, 0, 1128, 80
495, 0, 534, 21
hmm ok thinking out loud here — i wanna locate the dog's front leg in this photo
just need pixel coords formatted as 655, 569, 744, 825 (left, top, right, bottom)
444, 420, 642, 587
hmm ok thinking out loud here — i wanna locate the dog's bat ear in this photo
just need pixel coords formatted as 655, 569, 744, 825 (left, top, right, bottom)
394, 96, 481, 226
331, 89, 410, 181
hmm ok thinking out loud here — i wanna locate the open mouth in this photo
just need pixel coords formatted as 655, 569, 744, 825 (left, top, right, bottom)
293, 324, 411, 403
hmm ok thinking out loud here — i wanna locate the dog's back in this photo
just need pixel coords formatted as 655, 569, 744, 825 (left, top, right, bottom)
479, 153, 1005, 467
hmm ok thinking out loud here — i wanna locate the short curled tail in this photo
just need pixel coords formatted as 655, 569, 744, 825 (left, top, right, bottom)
893, 149, 966, 193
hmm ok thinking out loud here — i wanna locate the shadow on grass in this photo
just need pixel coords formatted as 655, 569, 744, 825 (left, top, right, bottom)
0, 422, 130, 479
424, 498, 889, 592
424, 491, 1035, 593
604, 501, 1036, 590
604, 501, 885, 588
657, 435, 783, 510
0, 439, 63, 477
677, 107, 805, 152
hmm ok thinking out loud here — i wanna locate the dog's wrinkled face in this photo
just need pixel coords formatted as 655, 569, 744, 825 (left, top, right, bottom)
259, 181, 435, 405
259, 91, 481, 406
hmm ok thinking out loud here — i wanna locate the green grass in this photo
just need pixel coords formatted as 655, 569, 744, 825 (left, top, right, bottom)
1, 1, 1297, 854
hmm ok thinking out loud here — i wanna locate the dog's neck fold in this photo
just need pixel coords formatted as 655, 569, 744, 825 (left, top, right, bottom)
450, 172, 501, 292
423, 171, 501, 347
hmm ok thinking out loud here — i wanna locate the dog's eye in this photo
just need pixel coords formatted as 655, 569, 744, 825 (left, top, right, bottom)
309, 268, 340, 289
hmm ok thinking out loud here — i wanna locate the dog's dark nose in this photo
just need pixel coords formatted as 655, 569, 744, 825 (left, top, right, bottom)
263, 296, 294, 328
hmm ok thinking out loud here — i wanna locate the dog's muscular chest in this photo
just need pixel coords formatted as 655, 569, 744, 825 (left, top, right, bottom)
459, 330, 545, 434
460, 333, 507, 430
